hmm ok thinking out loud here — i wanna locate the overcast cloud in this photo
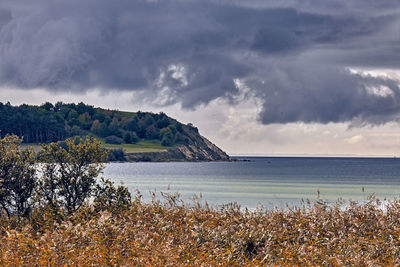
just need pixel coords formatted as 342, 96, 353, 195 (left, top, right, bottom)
0, 0, 400, 125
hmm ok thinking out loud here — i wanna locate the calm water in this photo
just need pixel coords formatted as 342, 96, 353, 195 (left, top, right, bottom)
103, 157, 400, 209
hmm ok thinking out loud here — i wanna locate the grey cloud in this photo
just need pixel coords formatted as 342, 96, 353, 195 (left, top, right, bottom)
0, 0, 400, 125
223, 0, 400, 16
0, 9, 11, 29
249, 60, 400, 124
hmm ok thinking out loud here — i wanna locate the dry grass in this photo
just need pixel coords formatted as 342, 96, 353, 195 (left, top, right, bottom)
1, 195, 400, 266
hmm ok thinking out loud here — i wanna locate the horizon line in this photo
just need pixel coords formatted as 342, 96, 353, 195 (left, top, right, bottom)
229, 153, 399, 158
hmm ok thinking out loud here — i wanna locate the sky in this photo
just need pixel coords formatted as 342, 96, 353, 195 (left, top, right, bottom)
0, 0, 400, 156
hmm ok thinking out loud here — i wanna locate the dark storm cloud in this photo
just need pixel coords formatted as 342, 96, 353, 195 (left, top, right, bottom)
0, 0, 400, 124
249, 62, 400, 125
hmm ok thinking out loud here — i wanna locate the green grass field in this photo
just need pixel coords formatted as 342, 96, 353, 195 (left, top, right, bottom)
101, 140, 168, 153
21, 140, 169, 153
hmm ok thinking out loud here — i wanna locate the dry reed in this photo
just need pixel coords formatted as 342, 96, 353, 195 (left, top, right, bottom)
1, 194, 400, 266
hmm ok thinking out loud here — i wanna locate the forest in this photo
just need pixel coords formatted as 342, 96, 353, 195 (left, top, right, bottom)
0, 101, 199, 147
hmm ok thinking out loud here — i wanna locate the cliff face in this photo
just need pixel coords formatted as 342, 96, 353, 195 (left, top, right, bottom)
126, 135, 230, 162
174, 136, 229, 161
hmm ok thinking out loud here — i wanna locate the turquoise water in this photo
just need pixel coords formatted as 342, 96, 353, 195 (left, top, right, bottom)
103, 157, 400, 209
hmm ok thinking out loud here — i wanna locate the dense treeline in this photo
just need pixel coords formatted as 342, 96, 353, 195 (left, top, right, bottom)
0, 101, 199, 146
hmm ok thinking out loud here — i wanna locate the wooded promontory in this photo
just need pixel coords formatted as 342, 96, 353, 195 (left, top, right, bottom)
0, 102, 229, 161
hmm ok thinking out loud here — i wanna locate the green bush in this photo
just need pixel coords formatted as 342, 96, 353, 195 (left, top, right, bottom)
107, 149, 126, 162
93, 177, 131, 213
0, 135, 36, 217
39, 137, 108, 213
0, 134, 132, 220
105, 135, 124, 144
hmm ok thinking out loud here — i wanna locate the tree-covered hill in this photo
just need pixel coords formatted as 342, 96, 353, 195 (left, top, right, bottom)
0, 102, 229, 161
0, 102, 195, 145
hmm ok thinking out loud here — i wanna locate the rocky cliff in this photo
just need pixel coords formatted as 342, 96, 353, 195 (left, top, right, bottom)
126, 135, 230, 162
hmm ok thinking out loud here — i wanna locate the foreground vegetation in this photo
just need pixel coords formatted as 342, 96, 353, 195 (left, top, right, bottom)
2, 135, 400, 265
2, 195, 400, 265
0, 135, 128, 217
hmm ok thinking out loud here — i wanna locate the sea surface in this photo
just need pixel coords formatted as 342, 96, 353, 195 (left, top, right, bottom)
103, 157, 400, 209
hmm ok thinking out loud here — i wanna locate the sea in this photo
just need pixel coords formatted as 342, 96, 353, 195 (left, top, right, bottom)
103, 157, 400, 210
